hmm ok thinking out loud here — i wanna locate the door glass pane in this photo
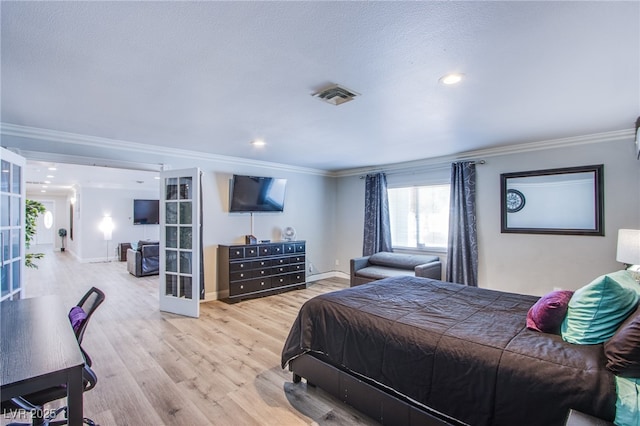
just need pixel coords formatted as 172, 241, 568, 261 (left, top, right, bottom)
165, 250, 177, 272
179, 202, 192, 225
1, 195, 8, 227
11, 230, 19, 260
166, 203, 177, 224
166, 178, 178, 200
166, 226, 178, 248
1, 230, 8, 260
10, 196, 20, 226
165, 275, 177, 297
11, 260, 20, 292
1, 263, 9, 296
1, 160, 9, 192
180, 276, 192, 299
180, 251, 192, 274
179, 227, 192, 250
179, 177, 192, 200
11, 164, 20, 194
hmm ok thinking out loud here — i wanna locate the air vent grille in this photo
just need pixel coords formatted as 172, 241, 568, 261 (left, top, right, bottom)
312, 84, 359, 105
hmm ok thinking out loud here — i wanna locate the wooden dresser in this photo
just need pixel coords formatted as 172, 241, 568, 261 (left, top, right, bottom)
217, 240, 306, 303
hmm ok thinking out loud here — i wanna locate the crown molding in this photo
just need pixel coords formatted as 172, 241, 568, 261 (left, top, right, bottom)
2, 123, 632, 179
0, 123, 330, 176
332, 129, 634, 178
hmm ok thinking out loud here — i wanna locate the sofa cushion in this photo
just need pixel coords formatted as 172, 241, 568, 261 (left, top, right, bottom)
355, 266, 416, 280
368, 252, 439, 270
141, 244, 159, 257
137, 240, 159, 250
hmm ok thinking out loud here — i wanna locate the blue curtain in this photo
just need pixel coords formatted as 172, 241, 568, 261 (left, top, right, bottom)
362, 173, 392, 256
446, 162, 478, 286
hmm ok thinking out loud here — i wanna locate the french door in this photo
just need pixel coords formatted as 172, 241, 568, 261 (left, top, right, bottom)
0, 148, 25, 301
159, 168, 201, 318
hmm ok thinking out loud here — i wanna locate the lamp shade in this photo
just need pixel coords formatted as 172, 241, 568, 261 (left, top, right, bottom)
100, 216, 114, 241
616, 229, 640, 265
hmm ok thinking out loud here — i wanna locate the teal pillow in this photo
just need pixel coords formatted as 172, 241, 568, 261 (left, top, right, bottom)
561, 274, 639, 345
607, 270, 640, 296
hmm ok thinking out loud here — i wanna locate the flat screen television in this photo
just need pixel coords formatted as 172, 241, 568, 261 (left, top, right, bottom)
133, 199, 160, 224
229, 175, 287, 212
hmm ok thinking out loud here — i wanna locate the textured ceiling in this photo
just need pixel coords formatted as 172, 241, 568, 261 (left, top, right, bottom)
1, 1, 639, 174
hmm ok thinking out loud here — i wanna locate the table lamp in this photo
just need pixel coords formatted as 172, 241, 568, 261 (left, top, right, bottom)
617, 229, 640, 281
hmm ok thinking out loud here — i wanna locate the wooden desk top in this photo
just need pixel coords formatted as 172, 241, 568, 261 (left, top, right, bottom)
1, 295, 84, 389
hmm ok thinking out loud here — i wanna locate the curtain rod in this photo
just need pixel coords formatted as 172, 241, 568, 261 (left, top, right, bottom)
359, 159, 485, 179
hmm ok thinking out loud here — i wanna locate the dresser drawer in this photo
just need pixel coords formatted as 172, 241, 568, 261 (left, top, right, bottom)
229, 247, 244, 259
244, 246, 259, 257
230, 270, 251, 282
259, 245, 272, 256
252, 259, 271, 269
273, 257, 288, 266
229, 278, 271, 296
272, 265, 288, 275
289, 263, 305, 272
229, 261, 251, 272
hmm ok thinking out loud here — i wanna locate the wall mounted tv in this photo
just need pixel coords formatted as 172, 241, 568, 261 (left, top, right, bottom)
229, 175, 287, 212
133, 199, 160, 225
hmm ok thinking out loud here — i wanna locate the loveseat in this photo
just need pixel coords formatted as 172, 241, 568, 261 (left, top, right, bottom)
126, 241, 159, 277
350, 251, 441, 287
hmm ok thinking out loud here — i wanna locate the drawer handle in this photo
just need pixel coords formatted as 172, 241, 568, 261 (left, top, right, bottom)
240, 285, 244, 289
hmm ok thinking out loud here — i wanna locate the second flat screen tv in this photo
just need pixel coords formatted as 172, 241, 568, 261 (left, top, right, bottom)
229, 175, 287, 212
133, 199, 160, 225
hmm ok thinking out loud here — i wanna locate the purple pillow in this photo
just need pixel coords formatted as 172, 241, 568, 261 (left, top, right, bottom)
526, 290, 574, 334
68, 306, 87, 334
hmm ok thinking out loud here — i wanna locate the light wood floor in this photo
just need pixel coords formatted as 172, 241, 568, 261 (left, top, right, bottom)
3, 247, 378, 426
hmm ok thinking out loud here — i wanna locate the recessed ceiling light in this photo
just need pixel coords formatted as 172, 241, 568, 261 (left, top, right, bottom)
251, 140, 266, 147
46, 175, 54, 178
154, 176, 160, 180
44, 180, 51, 184
439, 73, 464, 85
48, 167, 57, 171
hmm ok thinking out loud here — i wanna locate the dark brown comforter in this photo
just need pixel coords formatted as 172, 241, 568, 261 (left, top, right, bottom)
281, 276, 616, 426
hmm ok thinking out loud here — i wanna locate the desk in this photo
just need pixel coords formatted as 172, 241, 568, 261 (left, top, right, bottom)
1, 296, 85, 425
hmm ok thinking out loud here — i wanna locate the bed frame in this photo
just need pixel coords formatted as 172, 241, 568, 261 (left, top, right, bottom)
289, 353, 468, 426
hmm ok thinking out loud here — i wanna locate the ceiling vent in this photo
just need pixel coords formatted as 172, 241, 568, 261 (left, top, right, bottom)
312, 84, 359, 105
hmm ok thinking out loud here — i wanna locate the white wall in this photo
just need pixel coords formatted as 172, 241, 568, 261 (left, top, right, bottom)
78, 187, 160, 262
477, 138, 640, 296
334, 136, 640, 296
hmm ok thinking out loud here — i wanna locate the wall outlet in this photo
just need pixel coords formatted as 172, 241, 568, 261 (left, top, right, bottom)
553, 286, 562, 291
308, 263, 313, 273
335, 259, 340, 266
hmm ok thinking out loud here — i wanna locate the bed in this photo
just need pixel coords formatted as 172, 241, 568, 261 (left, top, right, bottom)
281, 276, 623, 426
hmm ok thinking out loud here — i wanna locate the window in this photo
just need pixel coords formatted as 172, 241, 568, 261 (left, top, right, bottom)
388, 184, 450, 250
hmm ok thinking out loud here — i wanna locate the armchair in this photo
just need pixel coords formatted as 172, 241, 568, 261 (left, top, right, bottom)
126, 241, 160, 277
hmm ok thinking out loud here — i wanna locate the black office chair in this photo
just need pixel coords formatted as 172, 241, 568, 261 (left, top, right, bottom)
70, 287, 106, 367
1, 287, 105, 426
